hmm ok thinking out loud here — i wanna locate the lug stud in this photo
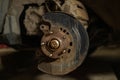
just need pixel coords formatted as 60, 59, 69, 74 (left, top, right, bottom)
63, 50, 66, 53
49, 54, 53, 57
41, 42, 45, 46
49, 31, 53, 34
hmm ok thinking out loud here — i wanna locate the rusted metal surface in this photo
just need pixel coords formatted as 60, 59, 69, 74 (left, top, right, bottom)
21, 1, 89, 75
36, 12, 89, 75
49, 39, 60, 49
0, 0, 89, 75
40, 23, 74, 59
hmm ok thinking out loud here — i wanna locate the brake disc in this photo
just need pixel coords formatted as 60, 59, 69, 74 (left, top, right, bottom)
37, 12, 89, 75
3, 0, 89, 75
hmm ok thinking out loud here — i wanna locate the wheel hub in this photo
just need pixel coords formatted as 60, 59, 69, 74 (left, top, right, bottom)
49, 39, 60, 49
36, 12, 89, 75
40, 24, 73, 59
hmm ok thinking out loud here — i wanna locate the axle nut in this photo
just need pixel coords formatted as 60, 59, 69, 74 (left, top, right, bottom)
49, 39, 60, 49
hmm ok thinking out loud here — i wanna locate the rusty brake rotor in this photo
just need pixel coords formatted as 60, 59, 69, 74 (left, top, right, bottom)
37, 12, 89, 75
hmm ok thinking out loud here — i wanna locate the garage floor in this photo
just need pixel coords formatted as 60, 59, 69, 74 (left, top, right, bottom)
0, 45, 120, 80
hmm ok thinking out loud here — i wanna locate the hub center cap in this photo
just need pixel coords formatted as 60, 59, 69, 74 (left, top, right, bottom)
49, 39, 60, 49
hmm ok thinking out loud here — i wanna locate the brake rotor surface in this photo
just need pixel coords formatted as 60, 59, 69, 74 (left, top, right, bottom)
37, 12, 89, 75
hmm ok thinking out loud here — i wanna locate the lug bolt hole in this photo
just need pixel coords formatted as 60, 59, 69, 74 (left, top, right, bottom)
66, 32, 69, 35
41, 26, 44, 28
60, 28, 62, 31
68, 49, 71, 53
63, 30, 66, 33
70, 42, 72, 46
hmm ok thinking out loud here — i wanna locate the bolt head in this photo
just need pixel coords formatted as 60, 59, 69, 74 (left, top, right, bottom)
49, 31, 53, 34
63, 50, 66, 53
49, 54, 53, 57
41, 42, 45, 46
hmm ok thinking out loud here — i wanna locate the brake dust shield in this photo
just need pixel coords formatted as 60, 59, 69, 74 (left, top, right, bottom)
37, 12, 89, 75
